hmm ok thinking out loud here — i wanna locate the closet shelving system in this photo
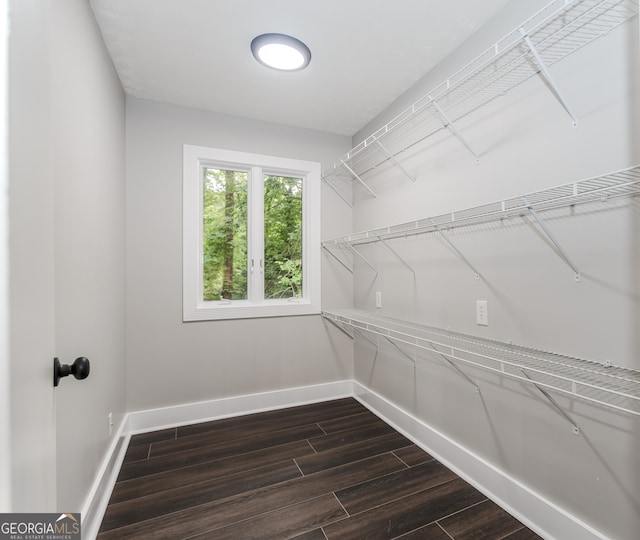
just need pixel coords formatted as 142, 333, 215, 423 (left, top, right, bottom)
323, 309, 640, 429
321, 0, 639, 206
323, 165, 640, 426
322, 165, 640, 282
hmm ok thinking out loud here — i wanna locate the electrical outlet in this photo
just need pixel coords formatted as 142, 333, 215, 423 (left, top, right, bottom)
108, 412, 114, 435
476, 300, 488, 326
375, 291, 382, 309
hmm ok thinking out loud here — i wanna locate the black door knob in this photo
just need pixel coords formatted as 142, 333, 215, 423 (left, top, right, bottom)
54, 357, 90, 387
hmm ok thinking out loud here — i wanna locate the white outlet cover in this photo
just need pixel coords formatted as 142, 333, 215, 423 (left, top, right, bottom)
476, 300, 488, 326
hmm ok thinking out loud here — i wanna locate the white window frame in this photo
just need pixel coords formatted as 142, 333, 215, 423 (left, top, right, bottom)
183, 144, 321, 321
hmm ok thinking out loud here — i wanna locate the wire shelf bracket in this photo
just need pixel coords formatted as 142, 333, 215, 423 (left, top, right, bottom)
323, 315, 355, 340
341, 159, 377, 198
432, 100, 480, 163
520, 29, 578, 128
426, 340, 480, 393
379, 238, 416, 275
321, 174, 353, 208
375, 139, 417, 183
521, 369, 580, 434
322, 243, 354, 274
523, 197, 581, 282
347, 243, 379, 275
430, 219, 482, 280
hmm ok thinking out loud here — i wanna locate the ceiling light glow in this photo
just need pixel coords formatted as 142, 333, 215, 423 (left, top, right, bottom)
251, 34, 311, 71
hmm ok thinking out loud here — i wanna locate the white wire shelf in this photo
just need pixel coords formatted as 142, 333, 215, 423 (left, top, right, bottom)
322, 0, 638, 203
323, 165, 640, 248
323, 309, 640, 420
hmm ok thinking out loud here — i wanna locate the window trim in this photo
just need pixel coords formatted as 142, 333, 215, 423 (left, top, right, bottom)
183, 144, 321, 321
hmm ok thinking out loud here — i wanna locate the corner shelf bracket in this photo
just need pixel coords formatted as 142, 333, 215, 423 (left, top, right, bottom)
321, 174, 353, 208
374, 139, 416, 183
519, 28, 578, 128
432, 99, 480, 163
322, 243, 354, 274
521, 369, 580, 435
523, 197, 581, 282
430, 219, 481, 280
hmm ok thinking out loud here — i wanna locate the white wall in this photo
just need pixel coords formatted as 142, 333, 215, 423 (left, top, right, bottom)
52, 0, 126, 513
125, 98, 353, 412
347, 2, 640, 539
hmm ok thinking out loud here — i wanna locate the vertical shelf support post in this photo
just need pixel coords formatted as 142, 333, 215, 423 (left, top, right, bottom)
523, 198, 581, 282
520, 29, 578, 127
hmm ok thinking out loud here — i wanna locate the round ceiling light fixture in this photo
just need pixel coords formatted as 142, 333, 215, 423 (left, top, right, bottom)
251, 33, 311, 71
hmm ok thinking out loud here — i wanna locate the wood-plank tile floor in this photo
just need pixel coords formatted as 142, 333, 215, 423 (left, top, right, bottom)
98, 398, 542, 539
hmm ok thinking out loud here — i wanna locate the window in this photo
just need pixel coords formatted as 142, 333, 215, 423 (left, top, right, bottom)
183, 145, 321, 321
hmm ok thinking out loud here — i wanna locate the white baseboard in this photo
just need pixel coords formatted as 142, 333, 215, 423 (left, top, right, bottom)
79, 379, 604, 540
124, 380, 355, 434
81, 422, 130, 540
352, 381, 607, 540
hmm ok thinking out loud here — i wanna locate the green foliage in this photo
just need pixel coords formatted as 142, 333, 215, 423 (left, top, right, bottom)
202, 170, 302, 302
202, 168, 248, 301
264, 175, 302, 299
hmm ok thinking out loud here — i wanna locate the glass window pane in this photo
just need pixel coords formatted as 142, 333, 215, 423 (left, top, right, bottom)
263, 175, 303, 299
202, 168, 248, 301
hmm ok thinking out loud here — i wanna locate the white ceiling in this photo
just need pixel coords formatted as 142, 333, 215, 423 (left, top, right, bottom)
90, 0, 512, 136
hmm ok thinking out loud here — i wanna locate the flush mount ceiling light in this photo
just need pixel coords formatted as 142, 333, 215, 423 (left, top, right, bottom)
251, 33, 311, 71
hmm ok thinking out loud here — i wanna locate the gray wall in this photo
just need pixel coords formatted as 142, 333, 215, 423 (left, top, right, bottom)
9, 0, 126, 514
349, 2, 640, 539
125, 98, 353, 412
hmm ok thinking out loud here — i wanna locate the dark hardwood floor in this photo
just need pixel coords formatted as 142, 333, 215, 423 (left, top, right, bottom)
97, 398, 542, 539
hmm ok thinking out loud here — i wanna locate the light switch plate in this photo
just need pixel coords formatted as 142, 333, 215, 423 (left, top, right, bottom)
476, 300, 488, 326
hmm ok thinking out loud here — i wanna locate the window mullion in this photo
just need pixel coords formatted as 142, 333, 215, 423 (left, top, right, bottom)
249, 166, 264, 303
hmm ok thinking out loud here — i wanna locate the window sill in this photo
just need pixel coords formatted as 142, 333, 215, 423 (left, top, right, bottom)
183, 299, 321, 322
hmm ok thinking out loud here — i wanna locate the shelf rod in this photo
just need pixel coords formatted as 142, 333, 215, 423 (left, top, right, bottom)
374, 139, 416, 183
378, 238, 415, 275
523, 197, 581, 282
321, 175, 352, 208
341, 159, 378, 198
323, 316, 355, 340
429, 219, 481, 280
346, 243, 379, 275
322, 244, 354, 274
426, 341, 480, 393
520, 29, 578, 127
521, 369, 580, 435
431, 100, 480, 162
